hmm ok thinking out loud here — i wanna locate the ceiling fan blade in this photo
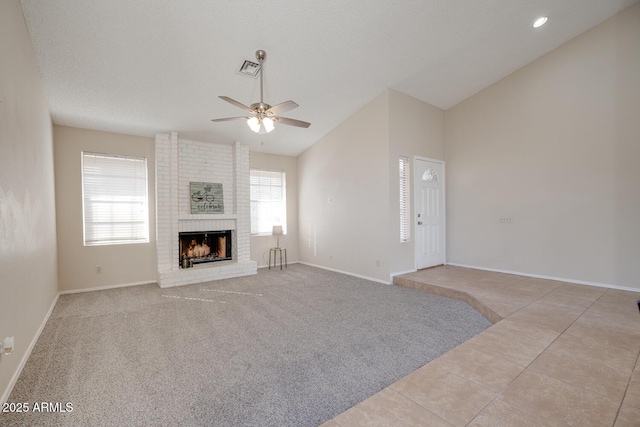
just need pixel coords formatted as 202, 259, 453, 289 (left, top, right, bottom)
266, 100, 299, 116
274, 117, 311, 128
219, 96, 255, 113
211, 116, 250, 122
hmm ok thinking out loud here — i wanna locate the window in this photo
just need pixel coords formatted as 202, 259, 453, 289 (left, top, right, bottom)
422, 167, 439, 182
399, 156, 410, 243
82, 152, 149, 246
250, 169, 287, 235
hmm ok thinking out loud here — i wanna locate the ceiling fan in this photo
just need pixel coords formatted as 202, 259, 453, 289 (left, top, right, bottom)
212, 50, 311, 134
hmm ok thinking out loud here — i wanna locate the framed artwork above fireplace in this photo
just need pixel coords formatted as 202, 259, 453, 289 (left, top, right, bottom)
190, 181, 224, 214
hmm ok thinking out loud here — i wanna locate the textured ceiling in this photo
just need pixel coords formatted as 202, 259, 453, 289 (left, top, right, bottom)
20, 0, 638, 157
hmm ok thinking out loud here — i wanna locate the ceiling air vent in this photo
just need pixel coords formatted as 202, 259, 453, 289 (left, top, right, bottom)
238, 60, 260, 77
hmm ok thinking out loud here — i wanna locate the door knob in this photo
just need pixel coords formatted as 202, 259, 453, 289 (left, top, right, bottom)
418, 221, 422, 225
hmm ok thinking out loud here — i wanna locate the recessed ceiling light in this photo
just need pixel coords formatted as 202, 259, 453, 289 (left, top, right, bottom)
533, 16, 548, 28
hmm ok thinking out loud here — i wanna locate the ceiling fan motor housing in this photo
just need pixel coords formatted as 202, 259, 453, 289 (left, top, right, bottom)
251, 102, 271, 115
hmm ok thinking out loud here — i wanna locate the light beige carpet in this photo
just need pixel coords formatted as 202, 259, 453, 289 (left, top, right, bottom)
2, 264, 491, 426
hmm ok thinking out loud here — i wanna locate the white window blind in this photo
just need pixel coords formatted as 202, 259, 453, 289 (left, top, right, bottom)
82, 152, 149, 246
250, 169, 287, 235
399, 156, 410, 243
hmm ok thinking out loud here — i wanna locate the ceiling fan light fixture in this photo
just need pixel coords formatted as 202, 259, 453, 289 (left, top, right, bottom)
247, 117, 261, 133
247, 116, 275, 134
213, 50, 310, 132
263, 117, 275, 133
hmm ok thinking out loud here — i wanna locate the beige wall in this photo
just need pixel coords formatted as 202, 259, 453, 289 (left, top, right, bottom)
445, 3, 640, 289
388, 90, 445, 276
249, 151, 299, 267
298, 91, 391, 282
296, 90, 446, 282
0, 0, 59, 402
53, 125, 157, 291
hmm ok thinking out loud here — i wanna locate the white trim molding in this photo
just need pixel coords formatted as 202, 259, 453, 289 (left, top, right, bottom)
256, 261, 299, 270
58, 280, 157, 295
390, 269, 418, 283
446, 262, 640, 293
297, 262, 391, 285
1, 293, 59, 405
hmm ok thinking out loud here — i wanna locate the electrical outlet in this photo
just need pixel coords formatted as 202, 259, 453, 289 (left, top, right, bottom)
3, 337, 14, 355
96, 265, 102, 273
499, 217, 513, 223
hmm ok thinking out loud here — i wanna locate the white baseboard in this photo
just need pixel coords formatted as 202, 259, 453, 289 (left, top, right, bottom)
1, 293, 59, 405
59, 280, 157, 295
256, 261, 299, 269
297, 262, 390, 285
390, 269, 417, 282
446, 262, 640, 293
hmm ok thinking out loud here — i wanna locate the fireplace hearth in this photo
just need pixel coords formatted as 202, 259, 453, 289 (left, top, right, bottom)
179, 230, 232, 267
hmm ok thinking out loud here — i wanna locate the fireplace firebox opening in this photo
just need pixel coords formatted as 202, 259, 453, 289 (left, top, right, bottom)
179, 230, 233, 267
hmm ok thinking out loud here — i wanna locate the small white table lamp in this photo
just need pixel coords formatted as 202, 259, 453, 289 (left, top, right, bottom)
272, 225, 283, 249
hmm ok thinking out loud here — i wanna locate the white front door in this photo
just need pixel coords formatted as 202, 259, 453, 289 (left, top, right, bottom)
415, 158, 445, 269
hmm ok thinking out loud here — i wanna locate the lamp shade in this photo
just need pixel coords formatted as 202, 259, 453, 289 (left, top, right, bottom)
272, 225, 283, 235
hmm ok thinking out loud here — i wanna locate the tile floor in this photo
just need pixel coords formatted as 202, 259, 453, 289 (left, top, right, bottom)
321, 265, 640, 426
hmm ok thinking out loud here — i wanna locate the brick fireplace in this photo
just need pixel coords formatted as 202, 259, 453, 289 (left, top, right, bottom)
155, 132, 257, 287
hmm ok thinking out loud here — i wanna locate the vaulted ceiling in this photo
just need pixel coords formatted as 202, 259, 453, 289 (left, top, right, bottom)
20, 0, 638, 156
